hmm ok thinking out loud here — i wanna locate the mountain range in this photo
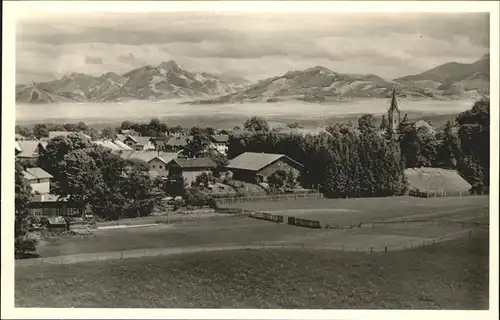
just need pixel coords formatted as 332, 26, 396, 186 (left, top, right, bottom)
16, 55, 489, 104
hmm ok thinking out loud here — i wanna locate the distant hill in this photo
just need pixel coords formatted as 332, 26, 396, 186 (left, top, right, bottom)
16, 60, 251, 104
17, 55, 489, 105
394, 54, 490, 99
188, 55, 489, 105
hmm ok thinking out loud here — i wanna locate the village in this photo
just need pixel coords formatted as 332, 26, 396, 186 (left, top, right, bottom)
14, 91, 481, 232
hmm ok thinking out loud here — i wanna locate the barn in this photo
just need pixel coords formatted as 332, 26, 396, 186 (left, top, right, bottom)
226, 152, 304, 184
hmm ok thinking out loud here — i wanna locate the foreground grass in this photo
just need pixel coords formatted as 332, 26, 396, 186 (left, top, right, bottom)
16, 231, 489, 309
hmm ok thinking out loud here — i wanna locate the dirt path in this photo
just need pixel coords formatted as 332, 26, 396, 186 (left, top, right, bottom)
15, 228, 474, 268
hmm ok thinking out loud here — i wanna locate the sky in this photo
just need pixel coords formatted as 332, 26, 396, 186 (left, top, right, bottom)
16, 12, 489, 84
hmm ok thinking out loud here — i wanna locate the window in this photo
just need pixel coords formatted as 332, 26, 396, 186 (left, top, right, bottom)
152, 165, 156, 168
159, 165, 163, 169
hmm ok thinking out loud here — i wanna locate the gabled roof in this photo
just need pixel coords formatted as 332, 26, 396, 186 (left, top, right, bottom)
23, 167, 53, 180
116, 134, 127, 142
210, 134, 229, 143
121, 151, 179, 163
227, 152, 303, 172
16, 140, 41, 158
148, 154, 179, 164
48, 131, 91, 140
134, 136, 154, 146
123, 135, 138, 143
112, 140, 134, 151
93, 140, 122, 151
169, 157, 217, 169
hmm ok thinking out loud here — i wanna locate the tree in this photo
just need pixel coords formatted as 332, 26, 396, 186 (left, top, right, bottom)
15, 160, 32, 218
192, 172, 215, 187
358, 114, 376, 133
268, 170, 288, 190
55, 149, 105, 208
76, 121, 88, 132
184, 134, 211, 158
63, 123, 79, 132
101, 127, 116, 139
33, 124, 49, 139
243, 116, 270, 133
380, 115, 388, 131
288, 122, 302, 129
120, 167, 161, 218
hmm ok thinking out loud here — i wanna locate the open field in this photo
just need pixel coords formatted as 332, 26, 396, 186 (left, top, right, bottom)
225, 195, 490, 225
15, 230, 489, 309
16, 99, 472, 129
26, 196, 488, 259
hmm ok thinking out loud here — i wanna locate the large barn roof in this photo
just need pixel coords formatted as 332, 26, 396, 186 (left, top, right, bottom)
227, 152, 303, 172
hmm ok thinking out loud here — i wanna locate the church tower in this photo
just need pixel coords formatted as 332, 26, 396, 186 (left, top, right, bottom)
387, 88, 401, 134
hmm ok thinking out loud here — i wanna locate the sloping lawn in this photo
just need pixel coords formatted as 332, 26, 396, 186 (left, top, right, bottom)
16, 231, 489, 309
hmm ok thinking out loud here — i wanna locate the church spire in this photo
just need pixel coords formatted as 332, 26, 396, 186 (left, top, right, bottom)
389, 88, 399, 112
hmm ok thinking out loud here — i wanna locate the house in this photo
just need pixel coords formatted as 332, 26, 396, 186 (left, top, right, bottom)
120, 150, 179, 164
147, 153, 180, 177
23, 167, 53, 194
28, 194, 85, 218
226, 152, 304, 183
166, 158, 217, 185
16, 140, 44, 159
122, 135, 156, 151
209, 134, 229, 155
150, 136, 171, 151
48, 131, 92, 140
165, 136, 192, 152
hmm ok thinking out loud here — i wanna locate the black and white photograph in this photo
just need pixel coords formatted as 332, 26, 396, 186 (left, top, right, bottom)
2, 0, 498, 318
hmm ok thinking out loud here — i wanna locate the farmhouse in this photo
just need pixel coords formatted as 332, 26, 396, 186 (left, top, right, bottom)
166, 158, 217, 185
226, 152, 304, 183
23, 167, 53, 194
122, 135, 156, 151
208, 134, 229, 155
148, 154, 180, 177
150, 136, 171, 151
28, 194, 85, 217
16, 140, 44, 160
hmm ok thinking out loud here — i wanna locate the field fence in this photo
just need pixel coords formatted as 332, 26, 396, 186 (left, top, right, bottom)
16, 227, 483, 268
216, 192, 324, 205
409, 189, 489, 198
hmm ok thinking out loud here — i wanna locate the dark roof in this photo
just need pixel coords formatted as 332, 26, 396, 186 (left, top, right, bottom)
227, 152, 303, 172
170, 158, 216, 169
210, 134, 229, 143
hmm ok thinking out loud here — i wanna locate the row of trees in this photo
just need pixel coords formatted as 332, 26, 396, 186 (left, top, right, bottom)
228, 119, 407, 198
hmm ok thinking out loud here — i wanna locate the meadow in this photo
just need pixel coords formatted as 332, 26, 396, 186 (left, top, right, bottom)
15, 230, 489, 309
24, 196, 488, 258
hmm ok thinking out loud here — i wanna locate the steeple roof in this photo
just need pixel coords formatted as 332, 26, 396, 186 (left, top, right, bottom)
389, 88, 400, 113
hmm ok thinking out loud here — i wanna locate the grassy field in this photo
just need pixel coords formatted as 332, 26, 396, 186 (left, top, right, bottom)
31, 196, 488, 258
15, 230, 489, 309
225, 196, 490, 225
